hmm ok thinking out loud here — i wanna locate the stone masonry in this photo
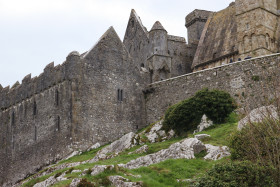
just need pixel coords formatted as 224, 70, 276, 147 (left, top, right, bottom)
1, 0, 280, 186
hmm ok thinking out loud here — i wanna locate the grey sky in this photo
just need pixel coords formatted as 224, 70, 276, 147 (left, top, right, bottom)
0, 0, 233, 87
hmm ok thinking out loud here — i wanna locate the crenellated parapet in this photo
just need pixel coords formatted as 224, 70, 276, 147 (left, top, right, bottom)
0, 51, 82, 111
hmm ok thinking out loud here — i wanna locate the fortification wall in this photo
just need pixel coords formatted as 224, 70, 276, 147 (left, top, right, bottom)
145, 53, 280, 125
0, 53, 83, 186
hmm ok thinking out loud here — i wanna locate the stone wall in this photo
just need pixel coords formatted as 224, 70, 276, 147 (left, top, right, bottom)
0, 27, 146, 186
144, 53, 280, 125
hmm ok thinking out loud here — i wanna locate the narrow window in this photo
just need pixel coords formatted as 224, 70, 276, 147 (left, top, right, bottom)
117, 89, 123, 101
57, 116, 60, 131
33, 101, 37, 115
55, 89, 59, 106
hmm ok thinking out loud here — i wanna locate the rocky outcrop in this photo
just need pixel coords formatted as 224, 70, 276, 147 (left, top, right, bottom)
109, 176, 143, 187
140, 120, 175, 143
194, 115, 213, 133
33, 174, 67, 187
128, 145, 149, 155
87, 143, 101, 151
89, 132, 138, 163
69, 178, 82, 187
204, 144, 230, 160
91, 165, 114, 176
195, 134, 211, 140
123, 138, 206, 169
238, 105, 278, 129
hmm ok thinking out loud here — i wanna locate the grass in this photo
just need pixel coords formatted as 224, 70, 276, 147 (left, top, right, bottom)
21, 113, 238, 187
192, 113, 238, 146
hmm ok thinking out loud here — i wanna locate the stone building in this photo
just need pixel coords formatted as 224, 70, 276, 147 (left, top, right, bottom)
1, 0, 280, 186
191, 0, 280, 71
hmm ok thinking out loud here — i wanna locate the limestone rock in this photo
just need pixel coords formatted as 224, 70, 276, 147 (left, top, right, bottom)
238, 105, 278, 130
195, 134, 210, 140
89, 132, 137, 163
108, 175, 143, 187
33, 174, 67, 187
91, 165, 114, 176
69, 178, 82, 187
128, 145, 149, 155
124, 138, 205, 169
65, 151, 81, 160
141, 120, 175, 143
194, 115, 213, 133
87, 143, 101, 151
204, 144, 230, 160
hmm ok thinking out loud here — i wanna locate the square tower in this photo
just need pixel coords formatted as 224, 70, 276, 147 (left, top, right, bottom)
236, 0, 279, 59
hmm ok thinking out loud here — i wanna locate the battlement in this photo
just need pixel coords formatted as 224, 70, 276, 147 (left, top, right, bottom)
167, 35, 186, 43
185, 9, 212, 28
0, 51, 82, 111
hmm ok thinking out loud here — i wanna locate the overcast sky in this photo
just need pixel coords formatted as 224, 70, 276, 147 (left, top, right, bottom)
0, 0, 233, 88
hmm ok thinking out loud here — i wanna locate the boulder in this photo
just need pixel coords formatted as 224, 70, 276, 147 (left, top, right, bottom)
204, 144, 230, 160
69, 178, 82, 187
33, 173, 67, 187
124, 138, 206, 169
89, 132, 137, 163
90, 165, 114, 176
238, 105, 278, 130
141, 120, 175, 143
195, 134, 211, 140
194, 114, 213, 133
87, 143, 101, 151
128, 145, 149, 155
108, 176, 143, 187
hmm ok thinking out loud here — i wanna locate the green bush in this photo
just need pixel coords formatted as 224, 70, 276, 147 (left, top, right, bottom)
194, 161, 276, 187
163, 88, 236, 134
229, 119, 280, 184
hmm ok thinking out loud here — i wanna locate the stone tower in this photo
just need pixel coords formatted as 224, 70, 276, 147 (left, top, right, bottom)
147, 21, 172, 82
236, 0, 279, 59
185, 9, 212, 45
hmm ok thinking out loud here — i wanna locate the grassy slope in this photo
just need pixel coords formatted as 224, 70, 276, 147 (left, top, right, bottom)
22, 115, 238, 187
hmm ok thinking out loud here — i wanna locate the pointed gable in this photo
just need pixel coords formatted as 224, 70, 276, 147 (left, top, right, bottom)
123, 9, 148, 44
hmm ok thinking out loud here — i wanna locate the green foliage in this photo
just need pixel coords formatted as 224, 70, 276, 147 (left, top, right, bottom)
194, 161, 276, 187
252, 75, 260, 81
163, 88, 237, 135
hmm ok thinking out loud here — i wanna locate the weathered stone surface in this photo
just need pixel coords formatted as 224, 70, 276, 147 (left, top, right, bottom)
204, 144, 230, 160
195, 134, 210, 140
87, 143, 101, 151
140, 120, 175, 143
124, 138, 205, 169
128, 145, 149, 155
90, 165, 114, 176
69, 178, 82, 187
33, 174, 67, 187
238, 105, 278, 130
108, 176, 143, 187
194, 115, 213, 133
65, 151, 82, 160
89, 132, 137, 163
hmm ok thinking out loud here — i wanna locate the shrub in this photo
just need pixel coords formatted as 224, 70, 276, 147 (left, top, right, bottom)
194, 161, 276, 187
229, 118, 280, 184
77, 178, 95, 187
163, 88, 236, 134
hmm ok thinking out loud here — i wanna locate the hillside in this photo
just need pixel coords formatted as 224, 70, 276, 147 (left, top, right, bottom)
16, 116, 238, 187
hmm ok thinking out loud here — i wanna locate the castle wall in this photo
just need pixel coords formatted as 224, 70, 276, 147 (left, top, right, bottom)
0, 80, 74, 186
167, 35, 191, 76
145, 53, 280, 125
